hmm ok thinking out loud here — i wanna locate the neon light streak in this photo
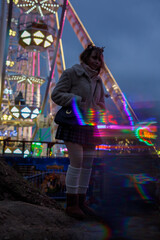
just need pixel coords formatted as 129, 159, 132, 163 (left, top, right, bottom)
135, 122, 157, 146
133, 182, 151, 200
97, 125, 107, 129
122, 94, 134, 129
86, 108, 96, 126
98, 109, 106, 124
72, 98, 86, 125
32, 51, 36, 76
38, 52, 40, 76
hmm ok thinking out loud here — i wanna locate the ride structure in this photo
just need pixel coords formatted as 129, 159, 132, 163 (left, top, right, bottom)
0, 0, 139, 149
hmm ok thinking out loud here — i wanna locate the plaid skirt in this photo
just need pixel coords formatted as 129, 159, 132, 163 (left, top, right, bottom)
55, 124, 103, 146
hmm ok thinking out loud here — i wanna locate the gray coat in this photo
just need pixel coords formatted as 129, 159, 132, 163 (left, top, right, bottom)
51, 64, 106, 111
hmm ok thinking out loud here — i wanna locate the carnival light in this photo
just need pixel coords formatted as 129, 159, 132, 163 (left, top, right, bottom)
135, 121, 157, 146
21, 31, 31, 38
0, 130, 17, 137
13, 148, 22, 154
72, 97, 86, 125
21, 113, 30, 118
44, 40, 51, 48
12, 112, 20, 118
5, 148, 12, 154
17, 0, 60, 17
24, 149, 30, 157
8, 75, 45, 85
3, 88, 13, 95
2, 114, 12, 121
19, 18, 55, 51
6, 60, 15, 67
95, 144, 111, 151
33, 30, 45, 38
31, 113, 37, 119
19, 26, 54, 50
7, 0, 19, 4
72, 97, 117, 126
22, 38, 32, 45
24, 149, 30, 155
9, 105, 41, 119
122, 93, 134, 128
46, 35, 53, 42
33, 38, 43, 45
18, 15, 55, 50
33, 108, 40, 114
9, 29, 16, 37
21, 107, 31, 113
10, 106, 19, 112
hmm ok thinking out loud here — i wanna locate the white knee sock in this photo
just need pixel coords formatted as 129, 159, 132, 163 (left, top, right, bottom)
78, 168, 92, 194
65, 165, 81, 194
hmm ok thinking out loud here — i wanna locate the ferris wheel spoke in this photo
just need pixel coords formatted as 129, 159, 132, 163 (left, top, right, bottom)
26, 5, 37, 14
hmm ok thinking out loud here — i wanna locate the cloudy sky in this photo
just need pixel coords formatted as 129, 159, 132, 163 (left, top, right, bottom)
61, 0, 160, 103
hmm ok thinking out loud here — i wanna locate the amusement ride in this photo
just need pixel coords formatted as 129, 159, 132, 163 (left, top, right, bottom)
0, 0, 158, 157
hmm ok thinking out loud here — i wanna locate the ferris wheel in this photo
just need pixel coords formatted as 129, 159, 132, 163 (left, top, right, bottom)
0, 0, 138, 144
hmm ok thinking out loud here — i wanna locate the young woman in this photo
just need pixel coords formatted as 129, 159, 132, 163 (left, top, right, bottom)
51, 44, 106, 219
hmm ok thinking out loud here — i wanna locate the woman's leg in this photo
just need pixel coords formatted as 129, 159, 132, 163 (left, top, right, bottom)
64, 141, 85, 219
64, 141, 83, 194
78, 145, 98, 217
78, 145, 95, 194
64, 141, 83, 168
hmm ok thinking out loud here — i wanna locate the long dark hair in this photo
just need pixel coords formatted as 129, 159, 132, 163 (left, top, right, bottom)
79, 44, 105, 73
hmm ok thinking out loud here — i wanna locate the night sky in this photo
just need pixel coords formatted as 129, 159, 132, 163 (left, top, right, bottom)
62, 0, 160, 103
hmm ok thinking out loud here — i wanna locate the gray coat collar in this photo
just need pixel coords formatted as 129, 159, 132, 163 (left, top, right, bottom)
72, 64, 101, 81
72, 64, 88, 77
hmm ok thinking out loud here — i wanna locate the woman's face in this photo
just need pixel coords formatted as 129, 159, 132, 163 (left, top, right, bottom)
86, 50, 102, 71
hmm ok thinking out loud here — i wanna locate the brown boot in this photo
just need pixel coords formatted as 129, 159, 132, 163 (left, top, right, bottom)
79, 194, 98, 219
66, 193, 86, 220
